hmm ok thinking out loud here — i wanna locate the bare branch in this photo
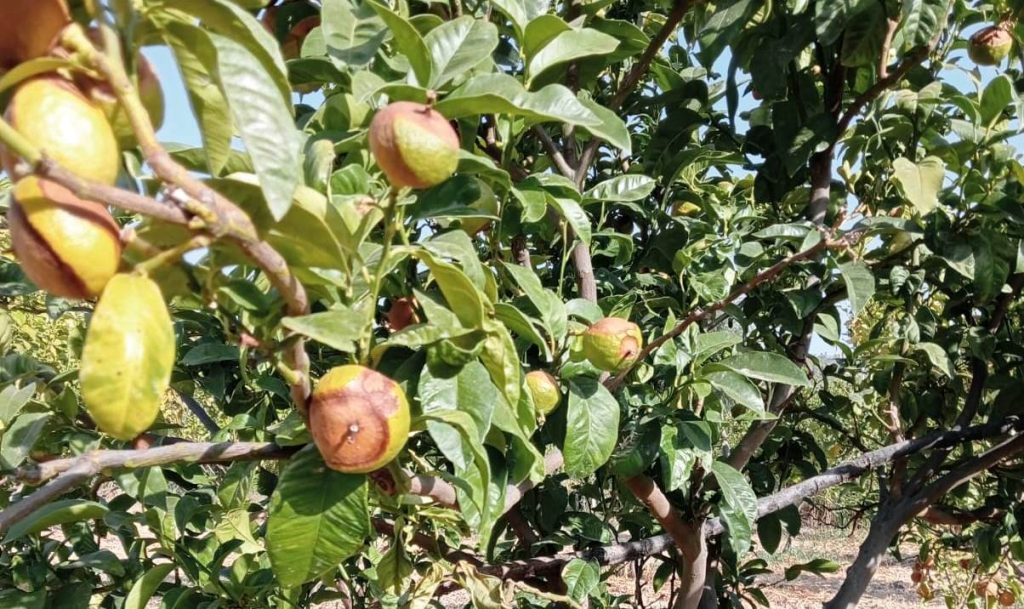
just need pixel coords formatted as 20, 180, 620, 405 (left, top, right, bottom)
533, 126, 576, 180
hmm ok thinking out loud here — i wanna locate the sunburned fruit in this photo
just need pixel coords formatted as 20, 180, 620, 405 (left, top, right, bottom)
309, 365, 411, 473
526, 370, 561, 416
282, 16, 321, 60
386, 297, 420, 331
581, 317, 643, 372
80, 274, 176, 440
368, 101, 459, 189
2, 77, 120, 184
0, 0, 70, 69
969, 25, 1013, 66
7, 176, 121, 299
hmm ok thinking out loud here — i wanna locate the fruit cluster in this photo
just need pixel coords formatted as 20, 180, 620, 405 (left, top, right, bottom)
1, 0, 171, 441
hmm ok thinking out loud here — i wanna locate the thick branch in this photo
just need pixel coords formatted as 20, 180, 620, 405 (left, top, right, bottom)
623, 475, 694, 555
533, 126, 576, 180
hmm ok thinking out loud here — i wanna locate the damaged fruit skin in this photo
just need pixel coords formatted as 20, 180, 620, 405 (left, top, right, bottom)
7, 176, 121, 299
0, 0, 70, 69
309, 365, 411, 474
368, 102, 459, 189
386, 297, 420, 332
581, 317, 644, 373
969, 25, 1013, 66
2, 77, 120, 184
526, 371, 561, 416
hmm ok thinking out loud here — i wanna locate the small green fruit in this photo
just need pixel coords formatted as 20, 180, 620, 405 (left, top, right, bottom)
368, 101, 459, 189
671, 201, 701, 217
969, 25, 1013, 66
458, 181, 499, 235
526, 370, 561, 415
80, 274, 175, 440
309, 365, 411, 473
581, 317, 643, 372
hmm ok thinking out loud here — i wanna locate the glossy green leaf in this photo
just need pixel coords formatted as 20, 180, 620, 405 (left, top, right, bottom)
424, 17, 499, 89
527, 28, 619, 82
564, 377, 620, 477
282, 308, 363, 353
718, 352, 811, 387
814, 0, 871, 44
562, 559, 600, 602
366, 0, 431, 86
839, 262, 875, 314
980, 75, 1015, 127
892, 156, 945, 215
124, 563, 176, 609
0, 383, 34, 428
436, 74, 601, 128
267, 446, 370, 588
704, 370, 764, 413
501, 262, 568, 343
900, 0, 952, 51
4, 499, 108, 542
711, 461, 757, 555
583, 175, 656, 204
322, 0, 386, 67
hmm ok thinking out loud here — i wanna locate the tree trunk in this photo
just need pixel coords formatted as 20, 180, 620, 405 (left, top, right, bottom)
673, 523, 708, 609
823, 510, 904, 609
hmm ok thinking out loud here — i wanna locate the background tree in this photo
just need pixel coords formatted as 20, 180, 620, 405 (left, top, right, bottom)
0, 0, 1022, 608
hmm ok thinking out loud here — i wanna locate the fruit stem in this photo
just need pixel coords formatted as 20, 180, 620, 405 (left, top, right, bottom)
135, 235, 212, 275
0, 117, 42, 168
360, 189, 401, 364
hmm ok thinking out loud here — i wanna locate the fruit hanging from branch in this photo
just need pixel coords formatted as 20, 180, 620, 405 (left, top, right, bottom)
368, 101, 459, 189
7, 177, 121, 299
969, 25, 1013, 66
526, 370, 562, 416
386, 297, 420, 332
457, 181, 499, 235
1, 76, 120, 184
0, 0, 69, 69
581, 317, 643, 372
80, 274, 176, 441
309, 365, 411, 473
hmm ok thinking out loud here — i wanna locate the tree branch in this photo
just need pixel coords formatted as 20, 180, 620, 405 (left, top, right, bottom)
533, 126, 576, 180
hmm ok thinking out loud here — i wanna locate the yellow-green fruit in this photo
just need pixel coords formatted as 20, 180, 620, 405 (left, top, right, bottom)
969, 25, 1013, 66
581, 317, 643, 372
526, 371, 561, 416
672, 201, 701, 217
2, 77, 120, 184
7, 177, 121, 299
369, 101, 459, 189
80, 274, 176, 440
458, 181, 499, 235
0, 0, 69, 69
310, 365, 411, 473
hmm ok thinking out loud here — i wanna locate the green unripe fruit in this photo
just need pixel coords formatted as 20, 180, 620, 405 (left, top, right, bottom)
80, 274, 176, 440
458, 181, 499, 235
671, 201, 701, 217
581, 317, 643, 372
526, 370, 561, 416
310, 365, 411, 473
368, 101, 459, 189
969, 25, 1013, 66
7, 177, 121, 299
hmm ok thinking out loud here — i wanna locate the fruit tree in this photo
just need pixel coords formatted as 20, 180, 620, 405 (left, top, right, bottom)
0, 0, 1023, 608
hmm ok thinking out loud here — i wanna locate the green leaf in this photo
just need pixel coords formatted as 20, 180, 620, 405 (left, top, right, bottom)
425, 16, 499, 89
584, 175, 656, 204
915, 342, 953, 378
322, 0, 386, 67
365, 0, 431, 86
562, 559, 600, 602
163, 0, 292, 103
480, 320, 525, 417
0, 383, 35, 427
839, 262, 876, 314
718, 352, 811, 387
527, 28, 619, 82
0, 589, 44, 609
704, 370, 764, 413
892, 156, 945, 215
980, 74, 1015, 127
436, 73, 601, 128
4, 499, 108, 542
494, 303, 551, 358
692, 331, 742, 366
900, 0, 952, 51
757, 513, 783, 554
564, 377, 620, 477
266, 446, 370, 588
785, 558, 841, 580
711, 461, 757, 555
162, 23, 233, 176
414, 249, 489, 329
124, 563, 176, 609
549, 196, 592, 245
577, 94, 632, 154
180, 343, 239, 366
815, 0, 871, 44
840, 2, 888, 67
0, 412, 50, 469
208, 32, 300, 220
501, 262, 568, 344
491, 0, 549, 39
419, 362, 497, 469
282, 308, 363, 353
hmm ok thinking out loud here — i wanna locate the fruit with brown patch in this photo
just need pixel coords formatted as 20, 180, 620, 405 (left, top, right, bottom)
386, 297, 420, 331
581, 317, 644, 372
368, 101, 459, 189
309, 366, 411, 473
0, 0, 70, 69
7, 176, 121, 299
969, 25, 1013, 66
